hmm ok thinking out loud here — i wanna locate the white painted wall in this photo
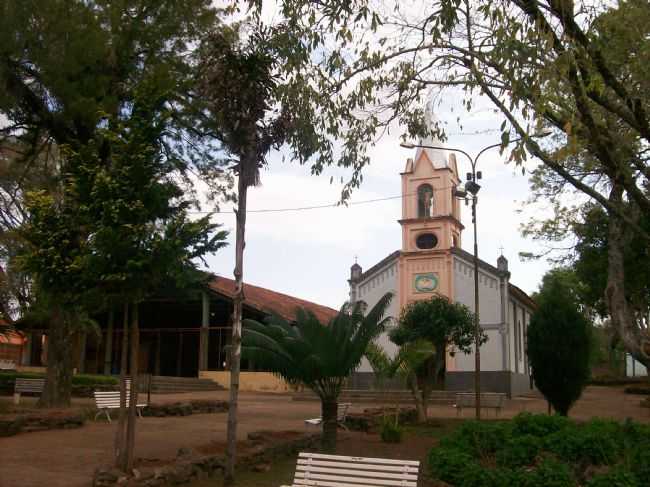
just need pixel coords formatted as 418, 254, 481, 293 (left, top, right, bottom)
354, 259, 399, 372
626, 354, 648, 377
453, 258, 502, 325
453, 256, 504, 372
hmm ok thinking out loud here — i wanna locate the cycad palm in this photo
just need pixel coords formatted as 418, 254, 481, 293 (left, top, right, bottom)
242, 293, 393, 451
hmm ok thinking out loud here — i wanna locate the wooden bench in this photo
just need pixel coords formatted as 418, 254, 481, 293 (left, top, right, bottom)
13, 378, 45, 405
282, 452, 420, 487
305, 403, 351, 431
455, 392, 506, 416
94, 389, 148, 422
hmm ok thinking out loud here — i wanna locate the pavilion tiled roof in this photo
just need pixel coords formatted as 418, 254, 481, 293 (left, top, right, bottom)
207, 276, 339, 324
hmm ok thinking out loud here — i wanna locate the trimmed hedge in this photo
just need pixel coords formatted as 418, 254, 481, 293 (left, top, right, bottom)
0, 371, 117, 396
428, 413, 650, 487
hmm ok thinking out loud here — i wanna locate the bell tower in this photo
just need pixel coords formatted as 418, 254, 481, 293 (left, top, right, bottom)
397, 133, 463, 309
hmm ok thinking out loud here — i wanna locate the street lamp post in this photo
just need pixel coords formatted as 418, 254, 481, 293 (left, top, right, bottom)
400, 137, 534, 420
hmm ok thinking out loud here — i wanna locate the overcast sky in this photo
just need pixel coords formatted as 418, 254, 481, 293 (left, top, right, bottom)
201, 95, 554, 309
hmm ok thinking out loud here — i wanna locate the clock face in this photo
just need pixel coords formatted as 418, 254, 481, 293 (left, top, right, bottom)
414, 273, 438, 293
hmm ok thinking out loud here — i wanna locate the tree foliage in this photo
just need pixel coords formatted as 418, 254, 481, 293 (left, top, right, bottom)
242, 293, 392, 451
528, 270, 592, 416
272, 0, 650, 371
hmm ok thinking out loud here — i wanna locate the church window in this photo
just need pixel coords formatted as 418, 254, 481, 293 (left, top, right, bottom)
416, 233, 438, 249
417, 184, 434, 217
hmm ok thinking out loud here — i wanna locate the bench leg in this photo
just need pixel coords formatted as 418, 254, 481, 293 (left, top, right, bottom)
137, 407, 142, 419
338, 421, 349, 431
105, 410, 112, 423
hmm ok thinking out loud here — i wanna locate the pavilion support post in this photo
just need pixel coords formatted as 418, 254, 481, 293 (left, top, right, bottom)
104, 309, 114, 375
21, 332, 33, 366
199, 291, 210, 373
176, 332, 183, 377
155, 331, 161, 376
78, 331, 87, 374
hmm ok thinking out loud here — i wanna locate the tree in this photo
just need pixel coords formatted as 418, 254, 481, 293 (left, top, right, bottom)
273, 0, 650, 370
197, 20, 330, 482
242, 293, 393, 452
528, 270, 592, 416
20, 86, 228, 469
365, 340, 435, 422
389, 295, 479, 420
0, 0, 224, 408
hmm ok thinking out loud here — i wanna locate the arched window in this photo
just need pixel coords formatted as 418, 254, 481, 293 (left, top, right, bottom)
417, 184, 434, 217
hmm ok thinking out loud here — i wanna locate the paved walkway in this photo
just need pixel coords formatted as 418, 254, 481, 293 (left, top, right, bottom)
0, 387, 647, 487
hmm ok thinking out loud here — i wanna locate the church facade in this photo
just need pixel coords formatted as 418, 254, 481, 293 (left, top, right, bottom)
348, 143, 536, 397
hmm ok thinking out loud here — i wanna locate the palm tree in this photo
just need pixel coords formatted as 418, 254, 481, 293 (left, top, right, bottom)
365, 340, 436, 422
242, 293, 393, 451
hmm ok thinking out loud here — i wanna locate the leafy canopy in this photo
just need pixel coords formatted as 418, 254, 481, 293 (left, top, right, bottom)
391, 295, 480, 354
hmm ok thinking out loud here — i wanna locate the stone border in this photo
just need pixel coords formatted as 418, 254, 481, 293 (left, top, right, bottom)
93, 432, 320, 487
0, 412, 85, 437
141, 400, 228, 418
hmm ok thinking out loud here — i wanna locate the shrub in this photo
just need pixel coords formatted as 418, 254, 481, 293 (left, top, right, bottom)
511, 412, 571, 438
623, 386, 650, 395
520, 457, 575, 487
428, 447, 479, 485
440, 420, 510, 458
527, 271, 592, 416
379, 417, 403, 443
545, 420, 624, 465
427, 414, 646, 487
496, 434, 541, 468
586, 467, 639, 487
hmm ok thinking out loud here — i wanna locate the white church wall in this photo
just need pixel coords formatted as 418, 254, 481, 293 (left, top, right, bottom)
355, 260, 399, 373
453, 328, 503, 371
453, 258, 502, 325
452, 256, 505, 372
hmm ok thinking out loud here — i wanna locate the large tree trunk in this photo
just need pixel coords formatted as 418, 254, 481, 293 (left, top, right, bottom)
225, 169, 249, 484
38, 304, 74, 408
125, 302, 140, 471
321, 399, 338, 452
115, 303, 129, 470
605, 186, 650, 372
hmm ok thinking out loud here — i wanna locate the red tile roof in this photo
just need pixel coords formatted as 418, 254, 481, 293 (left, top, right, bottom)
208, 276, 339, 324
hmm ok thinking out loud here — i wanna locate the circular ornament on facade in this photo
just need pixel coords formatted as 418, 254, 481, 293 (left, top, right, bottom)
414, 273, 439, 293
416, 233, 438, 249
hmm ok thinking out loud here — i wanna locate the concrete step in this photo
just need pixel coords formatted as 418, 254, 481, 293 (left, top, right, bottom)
148, 375, 224, 393
292, 389, 458, 405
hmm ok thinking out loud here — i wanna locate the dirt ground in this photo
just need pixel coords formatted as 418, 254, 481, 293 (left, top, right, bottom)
0, 386, 648, 487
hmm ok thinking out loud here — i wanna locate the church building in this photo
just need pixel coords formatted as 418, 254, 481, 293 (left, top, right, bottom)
348, 137, 536, 397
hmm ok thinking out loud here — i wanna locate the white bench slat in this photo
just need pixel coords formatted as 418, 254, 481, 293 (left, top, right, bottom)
298, 453, 420, 466
297, 460, 418, 474
290, 453, 420, 487
295, 477, 416, 487
296, 466, 418, 481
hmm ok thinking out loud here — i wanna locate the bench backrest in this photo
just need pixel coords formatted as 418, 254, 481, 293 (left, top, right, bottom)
293, 452, 419, 487
94, 390, 139, 408
337, 403, 351, 421
15, 378, 45, 393
456, 393, 505, 408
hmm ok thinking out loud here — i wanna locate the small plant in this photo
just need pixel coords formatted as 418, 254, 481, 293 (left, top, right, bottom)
380, 417, 403, 443
496, 434, 541, 468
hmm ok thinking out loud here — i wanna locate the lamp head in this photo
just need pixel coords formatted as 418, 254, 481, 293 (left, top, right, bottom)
400, 142, 416, 149
465, 180, 481, 195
